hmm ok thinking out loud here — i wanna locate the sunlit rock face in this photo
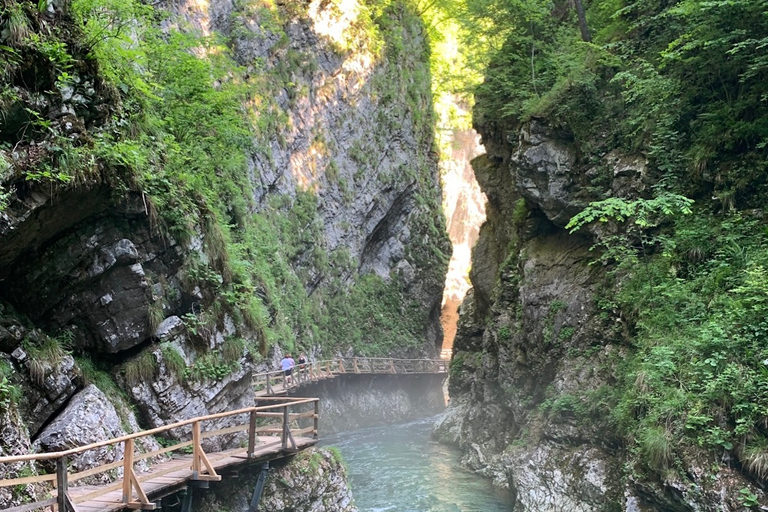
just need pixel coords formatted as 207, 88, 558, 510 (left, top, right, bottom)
163, 0, 450, 354
437, 98, 486, 355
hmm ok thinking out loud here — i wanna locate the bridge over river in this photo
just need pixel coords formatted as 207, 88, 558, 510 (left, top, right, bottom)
0, 358, 447, 512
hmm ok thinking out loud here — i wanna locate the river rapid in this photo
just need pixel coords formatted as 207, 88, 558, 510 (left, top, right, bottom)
321, 416, 514, 512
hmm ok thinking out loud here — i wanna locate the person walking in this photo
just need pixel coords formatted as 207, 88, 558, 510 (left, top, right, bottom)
281, 353, 295, 388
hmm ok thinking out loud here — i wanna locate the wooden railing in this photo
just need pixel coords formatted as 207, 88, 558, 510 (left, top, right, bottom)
0, 397, 319, 512
252, 357, 448, 396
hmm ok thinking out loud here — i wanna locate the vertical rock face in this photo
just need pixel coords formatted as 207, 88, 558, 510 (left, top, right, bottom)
439, 128, 486, 353
0, 0, 447, 505
439, 113, 761, 510
165, 0, 450, 355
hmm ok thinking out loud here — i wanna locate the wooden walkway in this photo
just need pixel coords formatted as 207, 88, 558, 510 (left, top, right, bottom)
0, 397, 319, 512
67, 437, 317, 512
0, 358, 447, 511
253, 357, 448, 397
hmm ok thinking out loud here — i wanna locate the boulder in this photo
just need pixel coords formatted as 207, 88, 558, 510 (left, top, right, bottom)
33, 384, 159, 480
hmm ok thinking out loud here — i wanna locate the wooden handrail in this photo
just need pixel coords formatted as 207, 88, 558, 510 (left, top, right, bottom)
0, 396, 320, 511
0, 397, 316, 464
252, 357, 447, 394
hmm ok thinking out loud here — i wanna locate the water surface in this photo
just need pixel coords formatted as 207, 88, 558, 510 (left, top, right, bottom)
321, 416, 513, 512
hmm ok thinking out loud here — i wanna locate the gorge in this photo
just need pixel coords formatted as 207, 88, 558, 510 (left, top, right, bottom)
2, 0, 768, 510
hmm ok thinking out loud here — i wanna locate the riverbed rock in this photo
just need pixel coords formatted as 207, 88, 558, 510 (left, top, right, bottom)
196, 447, 358, 512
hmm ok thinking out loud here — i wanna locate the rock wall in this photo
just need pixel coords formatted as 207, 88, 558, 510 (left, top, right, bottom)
0, 0, 448, 506
439, 126, 486, 354
437, 114, 763, 510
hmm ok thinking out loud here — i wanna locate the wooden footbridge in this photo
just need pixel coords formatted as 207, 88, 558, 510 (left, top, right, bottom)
0, 358, 446, 512
253, 357, 448, 396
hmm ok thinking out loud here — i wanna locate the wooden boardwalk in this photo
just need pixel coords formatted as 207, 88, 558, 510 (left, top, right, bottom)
253, 357, 448, 397
0, 397, 319, 512
0, 358, 447, 511
67, 436, 317, 512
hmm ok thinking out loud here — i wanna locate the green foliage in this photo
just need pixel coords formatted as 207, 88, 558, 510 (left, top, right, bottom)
186, 351, 239, 382
159, 343, 186, 380
22, 332, 70, 385
0, 2, 31, 47
0, 361, 21, 412
451, 0, 768, 207
317, 273, 428, 355
638, 426, 672, 471
738, 487, 760, 508
449, 352, 465, 379
123, 350, 157, 385
325, 446, 345, 468
603, 211, 768, 474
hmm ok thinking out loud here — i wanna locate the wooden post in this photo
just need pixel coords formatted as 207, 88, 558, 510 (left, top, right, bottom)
281, 406, 289, 450
353, 358, 359, 374
247, 410, 257, 458
390, 360, 396, 374
266, 375, 273, 395
192, 421, 202, 478
56, 455, 68, 511
122, 439, 133, 503
313, 400, 319, 439
190, 421, 221, 482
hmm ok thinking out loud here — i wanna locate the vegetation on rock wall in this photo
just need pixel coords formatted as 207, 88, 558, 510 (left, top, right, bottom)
0, 0, 446, 377
442, 0, 768, 495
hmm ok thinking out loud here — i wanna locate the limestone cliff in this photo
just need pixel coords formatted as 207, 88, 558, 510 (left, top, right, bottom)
436, 114, 764, 510
0, 0, 448, 506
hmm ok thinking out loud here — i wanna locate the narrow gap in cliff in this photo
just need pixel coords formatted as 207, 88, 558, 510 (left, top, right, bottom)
89, 336, 159, 366
30, 384, 83, 441
438, 129, 487, 360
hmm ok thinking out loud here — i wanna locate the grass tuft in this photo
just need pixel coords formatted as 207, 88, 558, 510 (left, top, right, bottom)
123, 350, 157, 385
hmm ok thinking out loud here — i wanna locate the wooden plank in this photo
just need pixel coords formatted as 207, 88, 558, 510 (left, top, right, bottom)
0, 472, 57, 486
70, 458, 124, 483
2, 497, 57, 512
72, 482, 122, 504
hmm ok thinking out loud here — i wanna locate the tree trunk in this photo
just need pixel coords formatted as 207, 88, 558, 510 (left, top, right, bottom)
574, 0, 592, 42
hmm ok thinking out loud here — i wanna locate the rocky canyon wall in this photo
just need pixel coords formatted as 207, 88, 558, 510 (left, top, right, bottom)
436, 113, 763, 511
0, 0, 448, 507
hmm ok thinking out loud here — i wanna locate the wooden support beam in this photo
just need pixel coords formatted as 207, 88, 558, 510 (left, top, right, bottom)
314, 400, 320, 439
192, 422, 202, 477
247, 410, 258, 458
121, 438, 156, 509
190, 421, 221, 482
56, 456, 68, 512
